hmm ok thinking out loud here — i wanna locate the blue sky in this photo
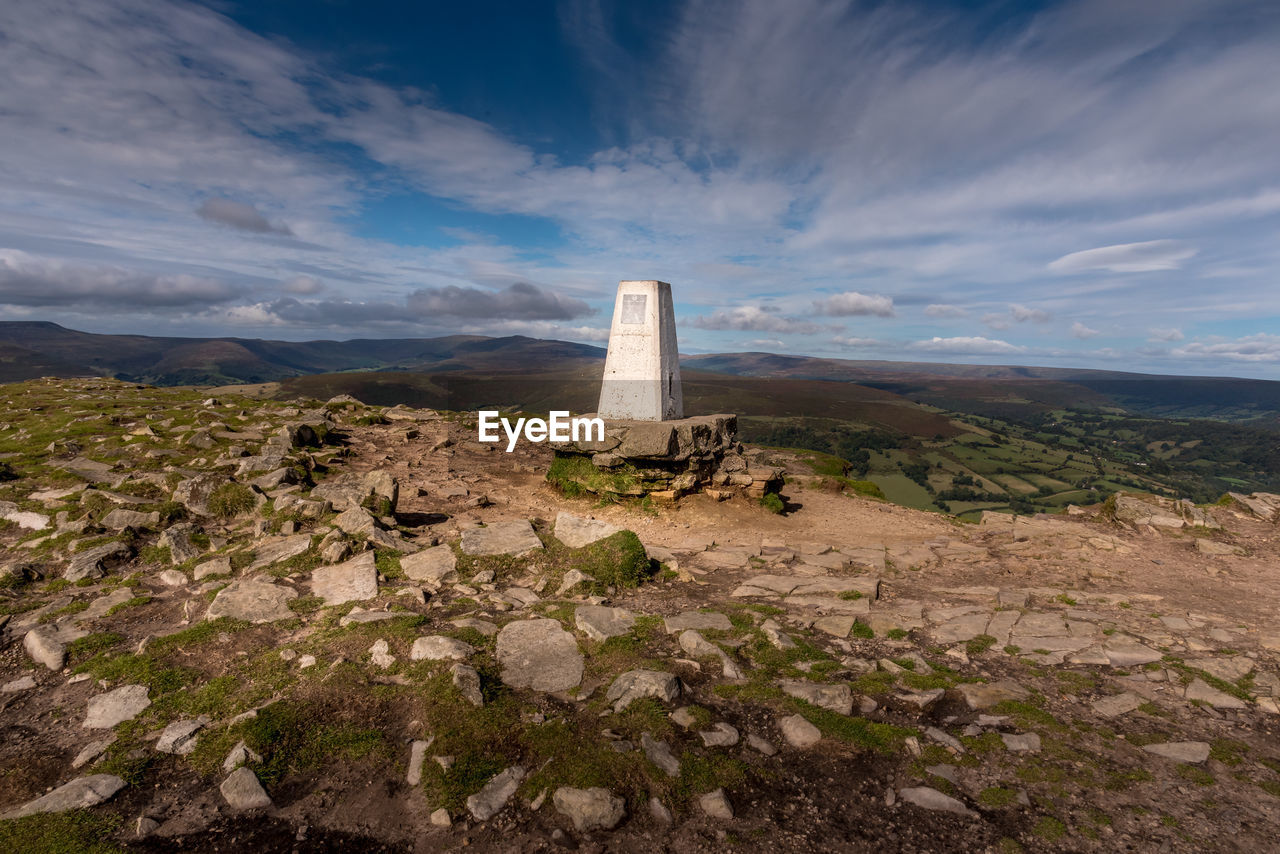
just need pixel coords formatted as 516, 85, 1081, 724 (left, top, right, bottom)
1, 0, 1279, 378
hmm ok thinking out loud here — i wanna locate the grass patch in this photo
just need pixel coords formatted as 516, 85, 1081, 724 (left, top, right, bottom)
207, 482, 255, 519
0, 810, 125, 854
966, 634, 997, 657
1032, 815, 1068, 841
977, 786, 1019, 807
788, 699, 914, 752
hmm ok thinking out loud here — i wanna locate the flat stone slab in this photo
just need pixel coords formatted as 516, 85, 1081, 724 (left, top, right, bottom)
467, 766, 525, 821
1184, 678, 1247, 709
1102, 641, 1163, 666
554, 512, 622, 549
664, 611, 732, 633
553, 786, 626, 832
156, 717, 208, 755
410, 635, 475, 661
0, 774, 126, 819
206, 578, 298, 623
84, 684, 150, 729
606, 670, 680, 712
575, 605, 636, 641
781, 680, 853, 715
399, 545, 458, 586
1092, 692, 1143, 717
898, 786, 974, 817
460, 520, 543, 557
495, 619, 583, 692
310, 552, 377, 605
732, 574, 879, 600
955, 680, 1029, 711
1144, 741, 1210, 763
930, 612, 994, 644
247, 534, 312, 571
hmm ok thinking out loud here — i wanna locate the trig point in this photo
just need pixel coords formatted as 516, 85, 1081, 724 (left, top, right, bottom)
597, 280, 683, 421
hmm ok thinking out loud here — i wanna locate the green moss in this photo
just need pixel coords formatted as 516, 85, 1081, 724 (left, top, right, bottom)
568, 530, 653, 589
0, 810, 125, 854
66, 632, 125, 661
886, 628, 909, 640
1176, 764, 1214, 786
850, 621, 874, 639
104, 595, 151, 616
1105, 768, 1153, 790
207, 482, 255, 519
149, 617, 251, 655
1032, 816, 1068, 841
759, 492, 785, 514
787, 700, 913, 752
40, 600, 89, 622
966, 634, 997, 656
547, 453, 640, 498
978, 786, 1019, 807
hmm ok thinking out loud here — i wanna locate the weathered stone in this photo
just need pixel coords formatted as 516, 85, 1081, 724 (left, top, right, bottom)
467, 766, 525, 821
193, 557, 232, 580
172, 473, 230, 516
1, 675, 36, 693
699, 722, 740, 747
101, 508, 160, 530
220, 766, 272, 809
1143, 742, 1210, 763
452, 663, 484, 706
699, 788, 733, 820
0, 774, 126, 820
368, 639, 395, 669
24, 626, 67, 670
410, 635, 475, 662
400, 545, 458, 586
1092, 692, 1143, 718
575, 605, 636, 642
1114, 496, 1184, 528
84, 684, 150, 729
495, 619, 583, 692
333, 506, 378, 536
606, 670, 681, 712
222, 740, 262, 772
1001, 733, 1041, 753
955, 679, 1029, 711
747, 733, 777, 756
1103, 641, 1163, 667
3, 508, 50, 530
641, 734, 680, 777
157, 569, 188, 586
71, 737, 115, 769
310, 551, 377, 605
430, 808, 452, 827
206, 578, 298, 623
246, 534, 312, 571
760, 619, 796, 649
813, 615, 856, 637
1184, 678, 1247, 709
407, 740, 430, 786
678, 630, 743, 679
781, 680, 853, 715
779, 714, 821, 748
65, 541, 133, 582
553, 786, 626, 832
898, 786, 974, 817
460, 520, 543, 556
663, 611, 732, 633
554, 512, 622, 548
156, 717, 208, 755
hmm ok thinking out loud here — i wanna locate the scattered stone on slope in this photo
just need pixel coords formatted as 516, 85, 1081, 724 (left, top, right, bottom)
553, 786, 626, 832
1143, 742, 1211, 763
410, 635, 474, 662
0, 774, 126, 820
206, 578, 298, 623
781, 680, 853, 715
172, 473, 230, 516
1092, 692, 1143, 718
640, 734, 680, 777
399, 545, 458, 586
101, 508, 159, 530
955, 679, 1029, 711
460, 520, 543, 556
698, 788, 734, 820
220, 766, 272, 810
898, 786, 974, 817
452, 663, 484, 706
24, 626, 66, 670
310, 551, 377, 605
575, 605, 636, 642
553, 511, 622, 548
606, 670, 680, 712
65, 541, 133, 582
467, 766, 525, 821
699, 722, 740, 747
246, 534, 312, 572
663, 611, 732, 633
1184, 678, 1247, 709
495, 619, 583, 692
779, 714, 821, 748
678, 630, 743, 679
84, 684, 150, 729
156, 717, 208, 755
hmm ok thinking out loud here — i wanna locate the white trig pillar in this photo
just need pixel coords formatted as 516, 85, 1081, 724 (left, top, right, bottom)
597, 280, 683, 421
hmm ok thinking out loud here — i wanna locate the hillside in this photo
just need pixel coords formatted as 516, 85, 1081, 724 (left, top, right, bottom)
1, 378, 1278, 852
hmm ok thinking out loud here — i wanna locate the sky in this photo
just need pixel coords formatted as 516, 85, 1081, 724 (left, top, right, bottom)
1, 0, 1279, 378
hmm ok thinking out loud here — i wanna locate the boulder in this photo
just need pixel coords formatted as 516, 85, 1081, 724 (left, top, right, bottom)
553, 787, 626, 832
220, 766, 272, 809
495, 619, 583, 692
84, 684, 150, 729
310, 552, 377, 605
575, 605, 636, 641
101, 508, 160, 530
553, 512, 621, 549
663, 611, 732, 633
156, 718, 208, 755
606, 670, 680, 712
206, 578, 298, 623
466, 766, 525, 821
400, 545, 458, 586
24, 626, 67, 670
246, 534, 312, 572
0, 774, 126, 820
698, 788, 733, 820
461, 520, 543, 557
172, 473, 230, 516
410, 636, 475, 662
158, 523, 205, 564
65, 540, 133, 582
779, 714, 821, 748
781, 680, 853, 715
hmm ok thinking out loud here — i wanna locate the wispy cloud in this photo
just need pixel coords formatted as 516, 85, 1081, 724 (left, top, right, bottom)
689, 306, 826, 335
911, 336, 1025, 355
924, 304, 967, 318
1071, 321, 1101, 339
1148, 327, 1185, 342
196, 199, 292, 236
1048, 240, 1197, 274
1172, 334, 1280, 363
813, 291, 894, 317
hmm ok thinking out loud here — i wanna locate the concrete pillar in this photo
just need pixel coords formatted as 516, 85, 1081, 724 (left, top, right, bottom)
597, 280, 683, 421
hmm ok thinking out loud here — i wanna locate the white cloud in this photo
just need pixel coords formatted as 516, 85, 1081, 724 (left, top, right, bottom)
1071, 321, 1101, 339
1047, 240, 1197, 274
1148, 327, 1185, 342
981, 313, 1012, 331
197, 198, 291, 235
688, 306, 826, 334
911, 336, 1025, 355
1171, 334, 1280, 363
745, 338, 786, 349
282, 275, 323, 295
924, 304, 967, 318
813, 291, 894, 317
831, 336, 881, 349
1010, 304, 1051, 323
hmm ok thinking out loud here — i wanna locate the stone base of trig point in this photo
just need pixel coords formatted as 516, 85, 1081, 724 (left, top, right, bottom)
548, 413, 783, 503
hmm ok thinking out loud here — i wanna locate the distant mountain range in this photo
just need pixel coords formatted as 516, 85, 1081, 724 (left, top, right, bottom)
3, 321, 1279, 425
